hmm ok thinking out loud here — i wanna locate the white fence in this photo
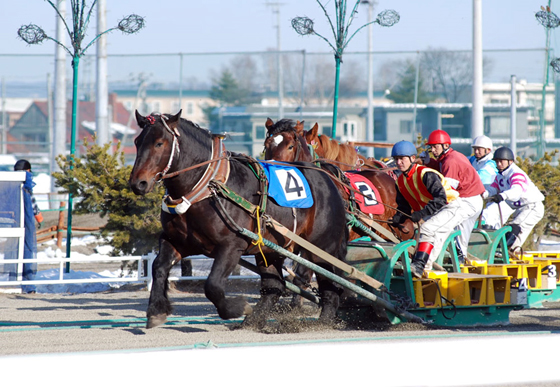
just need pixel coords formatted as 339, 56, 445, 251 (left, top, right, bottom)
0, 253, 260, 293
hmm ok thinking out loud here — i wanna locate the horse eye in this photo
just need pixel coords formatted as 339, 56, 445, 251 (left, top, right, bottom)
288, 145, 294, 150
155, 142, 163, 148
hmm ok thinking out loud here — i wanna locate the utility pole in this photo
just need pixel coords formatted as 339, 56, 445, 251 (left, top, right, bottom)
361, 0, 377, 158
267, 2, 285, 120
1, 78, 6, 154
412, 51, 420, 142
53, 0, 67, 191
96, 0, 110, 151
510, 75, 517, 155
47, 73, 53, 175
122, 73, 149, 149
472, 0, 484, 139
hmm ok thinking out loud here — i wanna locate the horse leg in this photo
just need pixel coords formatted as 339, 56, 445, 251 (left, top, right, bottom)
146, 238, 181, 329
315, 262, 344, 325
290, 262, 314, 309
204, 248, 253, 320
243, 257, 285, 329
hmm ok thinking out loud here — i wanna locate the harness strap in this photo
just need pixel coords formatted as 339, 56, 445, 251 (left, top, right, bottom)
161, 136, 231, 212
159, 135, 179, 179
185, 136, 230, 204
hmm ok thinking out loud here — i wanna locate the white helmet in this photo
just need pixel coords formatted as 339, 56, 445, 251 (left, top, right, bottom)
472, 135, 493, 150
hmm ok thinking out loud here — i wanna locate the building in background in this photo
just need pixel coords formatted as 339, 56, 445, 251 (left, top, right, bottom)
113, 89, 213, 128
8, 93, 138, 169
1, 80, 557, 161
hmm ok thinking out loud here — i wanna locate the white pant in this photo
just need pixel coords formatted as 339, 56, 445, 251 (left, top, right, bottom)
508, 201, 545, 250
482, 202, 514, 229
419, 195, 483, 269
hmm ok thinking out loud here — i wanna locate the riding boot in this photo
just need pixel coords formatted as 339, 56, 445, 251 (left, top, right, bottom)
453, 238, 466, 265
410, 242, 434, 279
505, 224, 522, 249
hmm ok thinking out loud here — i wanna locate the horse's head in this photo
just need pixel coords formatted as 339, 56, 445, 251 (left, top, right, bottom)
303, 123, 324, 157
263, 118, 312, 162
129, 110, 182, 195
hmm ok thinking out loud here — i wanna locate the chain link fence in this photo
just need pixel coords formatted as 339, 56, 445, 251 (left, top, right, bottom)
0, 47, 553, 167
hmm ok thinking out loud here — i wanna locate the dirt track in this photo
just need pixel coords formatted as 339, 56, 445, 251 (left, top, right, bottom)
3, 278, 560, 357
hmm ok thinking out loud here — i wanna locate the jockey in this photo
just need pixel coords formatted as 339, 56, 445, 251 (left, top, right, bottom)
419, 130, 485, 264
390, 140, 459, 278
468, 135, 509, 229
469, 135, 497, 188
484, 146, 545, 253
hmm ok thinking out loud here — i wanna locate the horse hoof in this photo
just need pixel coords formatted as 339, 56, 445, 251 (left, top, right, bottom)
243, 303, 253, 316
146, 314, 167, 329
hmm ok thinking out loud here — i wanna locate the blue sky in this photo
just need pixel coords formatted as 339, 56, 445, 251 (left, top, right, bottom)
0, 1, 557, 87
1, 1, 552, 53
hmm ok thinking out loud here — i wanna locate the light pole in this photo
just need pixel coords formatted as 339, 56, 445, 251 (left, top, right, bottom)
361, 0, 376, 157
472, 0, 483, 140
18, 1, 144, 268
292, 1, 398, 139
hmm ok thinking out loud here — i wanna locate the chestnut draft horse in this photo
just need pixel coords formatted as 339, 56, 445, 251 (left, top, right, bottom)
129, 111, 349, 328
303, 122, 393, 175
263, 118, 413, 243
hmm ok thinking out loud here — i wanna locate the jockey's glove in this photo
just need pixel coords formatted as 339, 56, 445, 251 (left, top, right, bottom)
410, 210, 425, 223
389, 213, 404, 225
418, 151, 431, 165
488, 194, 504, 203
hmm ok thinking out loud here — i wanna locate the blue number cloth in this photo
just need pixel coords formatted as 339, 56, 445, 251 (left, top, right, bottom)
259, 162, 314, 208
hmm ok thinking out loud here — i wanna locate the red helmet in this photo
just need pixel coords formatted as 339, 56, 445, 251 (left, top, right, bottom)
427, 130, 451, 145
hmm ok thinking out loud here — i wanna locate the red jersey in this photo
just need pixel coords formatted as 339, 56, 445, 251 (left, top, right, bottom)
426, 148, 484, 198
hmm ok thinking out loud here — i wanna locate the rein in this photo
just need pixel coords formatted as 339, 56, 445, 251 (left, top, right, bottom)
313, 157, 397, 173
161, 155, 229, 180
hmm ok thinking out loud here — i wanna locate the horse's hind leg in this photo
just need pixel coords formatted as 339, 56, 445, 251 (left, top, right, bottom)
146, 239, 181, 328
205, 248, 253, 320
290, 263, 314, 309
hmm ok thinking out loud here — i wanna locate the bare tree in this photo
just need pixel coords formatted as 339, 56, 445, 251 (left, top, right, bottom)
229, 55, 262, 93
376, 58, 408, 93
306, 56, 336, 105
421, 47, 493, 103
280, 52, 307, 105
338, 59, 365, 97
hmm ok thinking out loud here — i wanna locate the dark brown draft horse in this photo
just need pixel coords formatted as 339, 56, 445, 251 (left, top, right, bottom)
263, 118, 413, 242
129, 111, 349, 328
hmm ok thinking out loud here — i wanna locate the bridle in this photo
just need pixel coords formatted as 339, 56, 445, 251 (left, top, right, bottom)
266, 130, 306, 162
151, 114, 181, 183
141, 114, 230, 208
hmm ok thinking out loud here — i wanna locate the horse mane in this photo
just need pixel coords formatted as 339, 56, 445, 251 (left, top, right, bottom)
266, 118, 297, 137
165, 114, 213, 142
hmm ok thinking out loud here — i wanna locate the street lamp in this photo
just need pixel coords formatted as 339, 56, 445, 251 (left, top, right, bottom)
291, 1, 399, 138
18, 1, 144, 268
